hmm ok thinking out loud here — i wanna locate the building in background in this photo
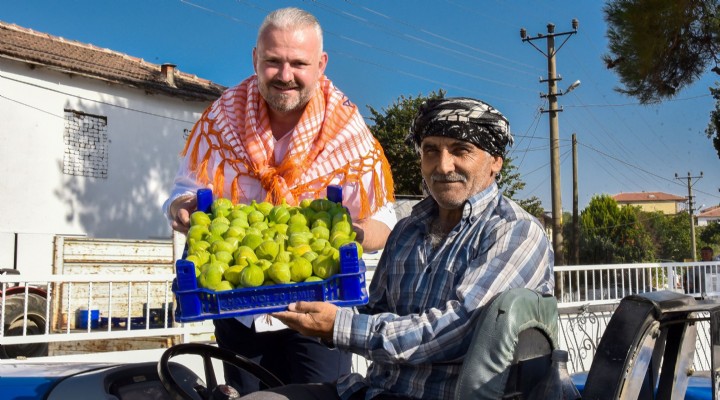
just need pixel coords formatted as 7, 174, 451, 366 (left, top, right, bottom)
0, 21, 224, 273
612, 192, 686, 215
697, 205, 720, 227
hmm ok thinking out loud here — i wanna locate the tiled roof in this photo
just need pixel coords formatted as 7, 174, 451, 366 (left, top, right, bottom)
612, 192, 686, 202
0, 21, 226, 101
699, 205, 720, 218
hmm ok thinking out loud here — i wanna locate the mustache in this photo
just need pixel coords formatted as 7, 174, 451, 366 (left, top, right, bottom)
431, 172, 467, 183
270, 80, 299, 89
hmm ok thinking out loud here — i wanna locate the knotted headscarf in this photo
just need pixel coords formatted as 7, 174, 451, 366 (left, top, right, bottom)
407, 97, 513, 157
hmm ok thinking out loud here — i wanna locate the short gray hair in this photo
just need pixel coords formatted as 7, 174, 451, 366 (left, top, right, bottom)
258, 7, 324, 53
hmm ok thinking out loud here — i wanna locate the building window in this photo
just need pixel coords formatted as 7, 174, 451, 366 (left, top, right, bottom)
63, 110, 108, 178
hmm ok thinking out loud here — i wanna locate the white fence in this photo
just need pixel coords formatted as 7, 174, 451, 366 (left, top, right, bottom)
2, 261, 719, 374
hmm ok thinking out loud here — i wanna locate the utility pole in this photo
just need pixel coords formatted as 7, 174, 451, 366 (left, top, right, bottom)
572, 133, 579, 265
521, 20, 579, 265
675, 171, 703, 261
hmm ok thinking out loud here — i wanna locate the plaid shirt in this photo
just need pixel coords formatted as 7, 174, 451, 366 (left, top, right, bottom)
334, 183, 554, 399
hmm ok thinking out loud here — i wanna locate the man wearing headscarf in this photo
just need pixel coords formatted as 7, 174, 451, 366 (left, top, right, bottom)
246, 97, 554, 399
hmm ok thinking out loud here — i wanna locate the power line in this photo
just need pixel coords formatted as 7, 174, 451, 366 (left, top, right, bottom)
0, 73, 199, 123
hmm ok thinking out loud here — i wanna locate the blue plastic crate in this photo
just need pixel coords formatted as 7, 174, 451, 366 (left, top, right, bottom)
173, 243, 368, 322
172, 186, 368, 323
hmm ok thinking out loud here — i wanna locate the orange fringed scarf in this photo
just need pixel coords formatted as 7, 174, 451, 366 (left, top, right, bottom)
181, 75, 394, 219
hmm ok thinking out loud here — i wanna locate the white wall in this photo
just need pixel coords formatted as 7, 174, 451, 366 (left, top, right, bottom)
0, 60, 213, 248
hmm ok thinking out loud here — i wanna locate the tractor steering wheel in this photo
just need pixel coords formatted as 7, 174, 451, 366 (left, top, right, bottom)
158, 343, 284, 400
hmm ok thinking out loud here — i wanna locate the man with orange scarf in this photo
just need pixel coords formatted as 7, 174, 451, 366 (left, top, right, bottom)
163, 7, 396, 396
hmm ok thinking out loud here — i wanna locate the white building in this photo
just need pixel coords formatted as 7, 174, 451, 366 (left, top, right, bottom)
0, 21, 225, 271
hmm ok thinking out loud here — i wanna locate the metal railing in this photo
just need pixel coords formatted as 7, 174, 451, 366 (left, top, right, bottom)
0, 273, 213, 348
2, 262, 719, 375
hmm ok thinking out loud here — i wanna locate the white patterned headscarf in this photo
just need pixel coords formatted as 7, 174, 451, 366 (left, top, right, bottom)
407, 97, 514, 157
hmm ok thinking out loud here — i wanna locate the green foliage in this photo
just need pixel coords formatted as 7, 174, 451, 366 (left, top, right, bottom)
604, 0, 720, 159
640, 211, 692, 261
368, 91, 545, 217
498, 156, 544, 217
705, 87, 720, 159
699, 220, 720, 252
579, 195, 655, 264
603, 0, 720, 103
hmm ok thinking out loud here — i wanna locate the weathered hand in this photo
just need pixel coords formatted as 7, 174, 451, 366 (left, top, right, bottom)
170, 185, 213, 233
271, 301, 338, 341
170, 195, 197, 233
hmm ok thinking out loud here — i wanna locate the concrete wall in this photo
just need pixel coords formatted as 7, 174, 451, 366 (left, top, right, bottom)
0, 60, 214, 272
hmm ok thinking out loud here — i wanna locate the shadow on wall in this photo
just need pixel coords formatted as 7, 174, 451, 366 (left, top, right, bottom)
54, 99, 195, 239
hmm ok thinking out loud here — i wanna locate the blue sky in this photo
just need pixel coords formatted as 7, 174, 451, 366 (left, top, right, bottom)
3, 0, 719, 213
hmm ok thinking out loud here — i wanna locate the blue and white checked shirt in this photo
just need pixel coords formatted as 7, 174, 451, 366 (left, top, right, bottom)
334, 182, 554, 399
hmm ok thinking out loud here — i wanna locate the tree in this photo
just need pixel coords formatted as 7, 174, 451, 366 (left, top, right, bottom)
498, 157, 544, 217
579, 195, 655, 264
367, 92, 544, 216
603, 0, 720, 157
640, 211, 692, 261
699, 220, 720, 252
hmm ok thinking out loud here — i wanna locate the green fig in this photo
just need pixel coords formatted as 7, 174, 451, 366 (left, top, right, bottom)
213, 250, 234, 265
213, 206, 232, 219
287, 223, 311, 235
268, 261, 292, 284
189, 248, 210, 266
272, 223, 289, 235
187, 224, 210, 242
241, 233, 264, 250
212, 216, 231, 226
311, 226, 330, 241
239, 264, 265, 288
224, 225, 246, 240
209, 221, 230, 237
268, 204, 291, 224
190, 211, 212, 226
288, 213, 307, 227
198, 256, 226, 290
310, 238, 329, 253
290, 256, 313, 282
311, 211, 331, 228
223, 236, 241, 250
288, 232, 314, 248
229, 208, 248, 222
310, 198, 333, 212
255, 240, 279, 261
255, 201, 274, 216
230, 217, 250, 228
311, 250, 339, 279
299, 198, 313, 209
304, 276, 323, 282
301, 250, 319, 263
185, 254, 203, 267
211, 198, 234, 213
210, 239, 236, 254
223, 265, 246, 286
289, 243, 313, 257
239, 203, 255, 215
187, 238, 210, 254
331, 214, 352, 236
247, 210, 265, 225
215, 280, 235, 291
